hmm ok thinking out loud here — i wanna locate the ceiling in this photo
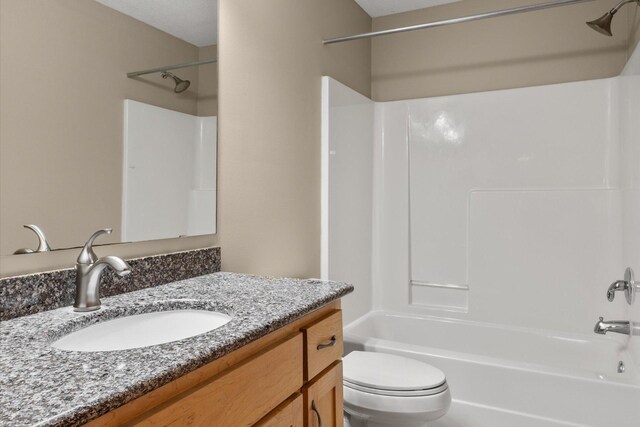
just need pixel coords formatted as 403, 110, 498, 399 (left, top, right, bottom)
355, 0, 462, 17
94, 0, 462, 46
94, 0, 218, 47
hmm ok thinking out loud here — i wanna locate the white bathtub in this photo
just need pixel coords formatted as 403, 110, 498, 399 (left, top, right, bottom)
344, 311, 640, 427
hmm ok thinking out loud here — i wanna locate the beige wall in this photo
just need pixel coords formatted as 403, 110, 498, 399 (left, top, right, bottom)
630, 1, 640, 54
198, 44, 218, 116
216, 0, 370, 278
0, 0, 216, 275
372, 0, 632, 101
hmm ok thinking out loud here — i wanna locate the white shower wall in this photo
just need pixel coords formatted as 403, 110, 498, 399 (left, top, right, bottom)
323, 43, 640, 358
122, 100, 217, 242
379, 76, 632, 334
321, 78, 375, 326
404, 79, 623, 332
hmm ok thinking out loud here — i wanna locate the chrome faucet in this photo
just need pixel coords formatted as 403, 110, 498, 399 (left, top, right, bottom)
74, 228, 131, 312
594, 317, 630, 335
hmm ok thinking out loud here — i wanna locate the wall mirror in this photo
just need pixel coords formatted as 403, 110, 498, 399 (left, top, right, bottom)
0, 0, 218, 256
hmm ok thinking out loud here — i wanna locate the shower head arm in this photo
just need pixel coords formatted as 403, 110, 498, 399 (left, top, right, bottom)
610, 0, 640, 14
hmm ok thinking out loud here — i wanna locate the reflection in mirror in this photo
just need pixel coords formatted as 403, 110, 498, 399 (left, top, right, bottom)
12, 225, 52, 254
0, 0, 218, 256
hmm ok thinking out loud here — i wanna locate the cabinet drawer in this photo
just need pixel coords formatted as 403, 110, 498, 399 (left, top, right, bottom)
129, 333, 303, 427
301, 310, 343, 381
303, 362, 343, 427
254, 393, 303, 427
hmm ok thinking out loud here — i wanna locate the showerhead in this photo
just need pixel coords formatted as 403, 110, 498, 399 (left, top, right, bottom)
161, 71, 191, 93
586, 12, 614, 36
586, 0, 639, 37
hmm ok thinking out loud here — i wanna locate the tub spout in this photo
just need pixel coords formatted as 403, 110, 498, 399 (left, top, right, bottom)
594, 317, 630, 335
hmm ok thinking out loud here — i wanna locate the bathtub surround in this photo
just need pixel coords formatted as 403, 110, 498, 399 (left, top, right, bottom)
323, 42, 640, 426
0, 272, 352, 426
324, 46, 640, 333
0, 247, 221, 321
321, 81, 375, 325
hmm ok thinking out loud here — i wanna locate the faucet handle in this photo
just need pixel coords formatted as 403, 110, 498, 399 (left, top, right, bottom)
607, 280, 628, 302
606, 268, 637, 304
77, 228, 112, 265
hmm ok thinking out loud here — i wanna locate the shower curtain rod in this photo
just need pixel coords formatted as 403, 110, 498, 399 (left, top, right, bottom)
127, 58, 217, 78
323, 0, 595, 44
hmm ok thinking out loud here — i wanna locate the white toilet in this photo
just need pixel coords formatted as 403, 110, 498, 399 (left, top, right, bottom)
343, 351, 451, 427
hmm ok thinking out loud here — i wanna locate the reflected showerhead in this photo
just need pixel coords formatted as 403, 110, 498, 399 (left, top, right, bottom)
586, 0, 639, 37
586, 12, 614, 36
161, 71, 191, 93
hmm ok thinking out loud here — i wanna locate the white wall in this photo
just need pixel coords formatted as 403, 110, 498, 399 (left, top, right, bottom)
322, 77, 375, 326
122, 100, 216, 242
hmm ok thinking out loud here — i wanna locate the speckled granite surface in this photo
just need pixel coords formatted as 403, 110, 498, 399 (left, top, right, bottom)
0, 247, 221, 320
0, 272, 353, 427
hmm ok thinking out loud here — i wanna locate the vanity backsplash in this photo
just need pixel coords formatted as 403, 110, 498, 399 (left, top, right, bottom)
0, 247, 221, 320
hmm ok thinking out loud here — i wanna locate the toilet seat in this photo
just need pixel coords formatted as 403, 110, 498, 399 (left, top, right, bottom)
343, 351, 447, 396
344, 379, 448, 397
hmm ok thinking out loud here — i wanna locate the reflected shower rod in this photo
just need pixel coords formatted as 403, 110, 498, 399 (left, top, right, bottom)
323, 0, 596, 44
127, 58, 217, 78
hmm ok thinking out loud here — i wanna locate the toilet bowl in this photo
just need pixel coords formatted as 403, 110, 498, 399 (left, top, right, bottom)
343, 351, 451, 427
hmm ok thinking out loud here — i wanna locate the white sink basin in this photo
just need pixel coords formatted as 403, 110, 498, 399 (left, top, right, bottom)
51, 309, 232, 352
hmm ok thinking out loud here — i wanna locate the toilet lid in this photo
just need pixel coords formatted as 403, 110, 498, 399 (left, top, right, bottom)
343, 351, 446, 392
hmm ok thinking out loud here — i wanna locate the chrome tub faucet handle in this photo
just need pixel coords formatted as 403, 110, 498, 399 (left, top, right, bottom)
606, 268, 637, 305
607, 280, 629, 302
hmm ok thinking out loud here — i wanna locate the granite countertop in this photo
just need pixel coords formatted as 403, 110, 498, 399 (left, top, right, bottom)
0, 272, 353, 427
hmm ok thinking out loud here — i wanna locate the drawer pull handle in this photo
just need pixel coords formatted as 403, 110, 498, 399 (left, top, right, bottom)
316, 336, 337, 350
311, 400, 322, 427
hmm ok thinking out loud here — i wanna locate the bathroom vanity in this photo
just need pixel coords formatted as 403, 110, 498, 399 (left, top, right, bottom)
0, 272, 352, 426
90, 304, 344, 427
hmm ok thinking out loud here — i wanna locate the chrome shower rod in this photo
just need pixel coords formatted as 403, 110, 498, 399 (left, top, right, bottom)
127, 58, 217, 78
323, 0, 596, 44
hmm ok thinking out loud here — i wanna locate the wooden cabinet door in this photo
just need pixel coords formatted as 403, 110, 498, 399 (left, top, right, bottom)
303, 362, 343, 427
254, 393, 303, 427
